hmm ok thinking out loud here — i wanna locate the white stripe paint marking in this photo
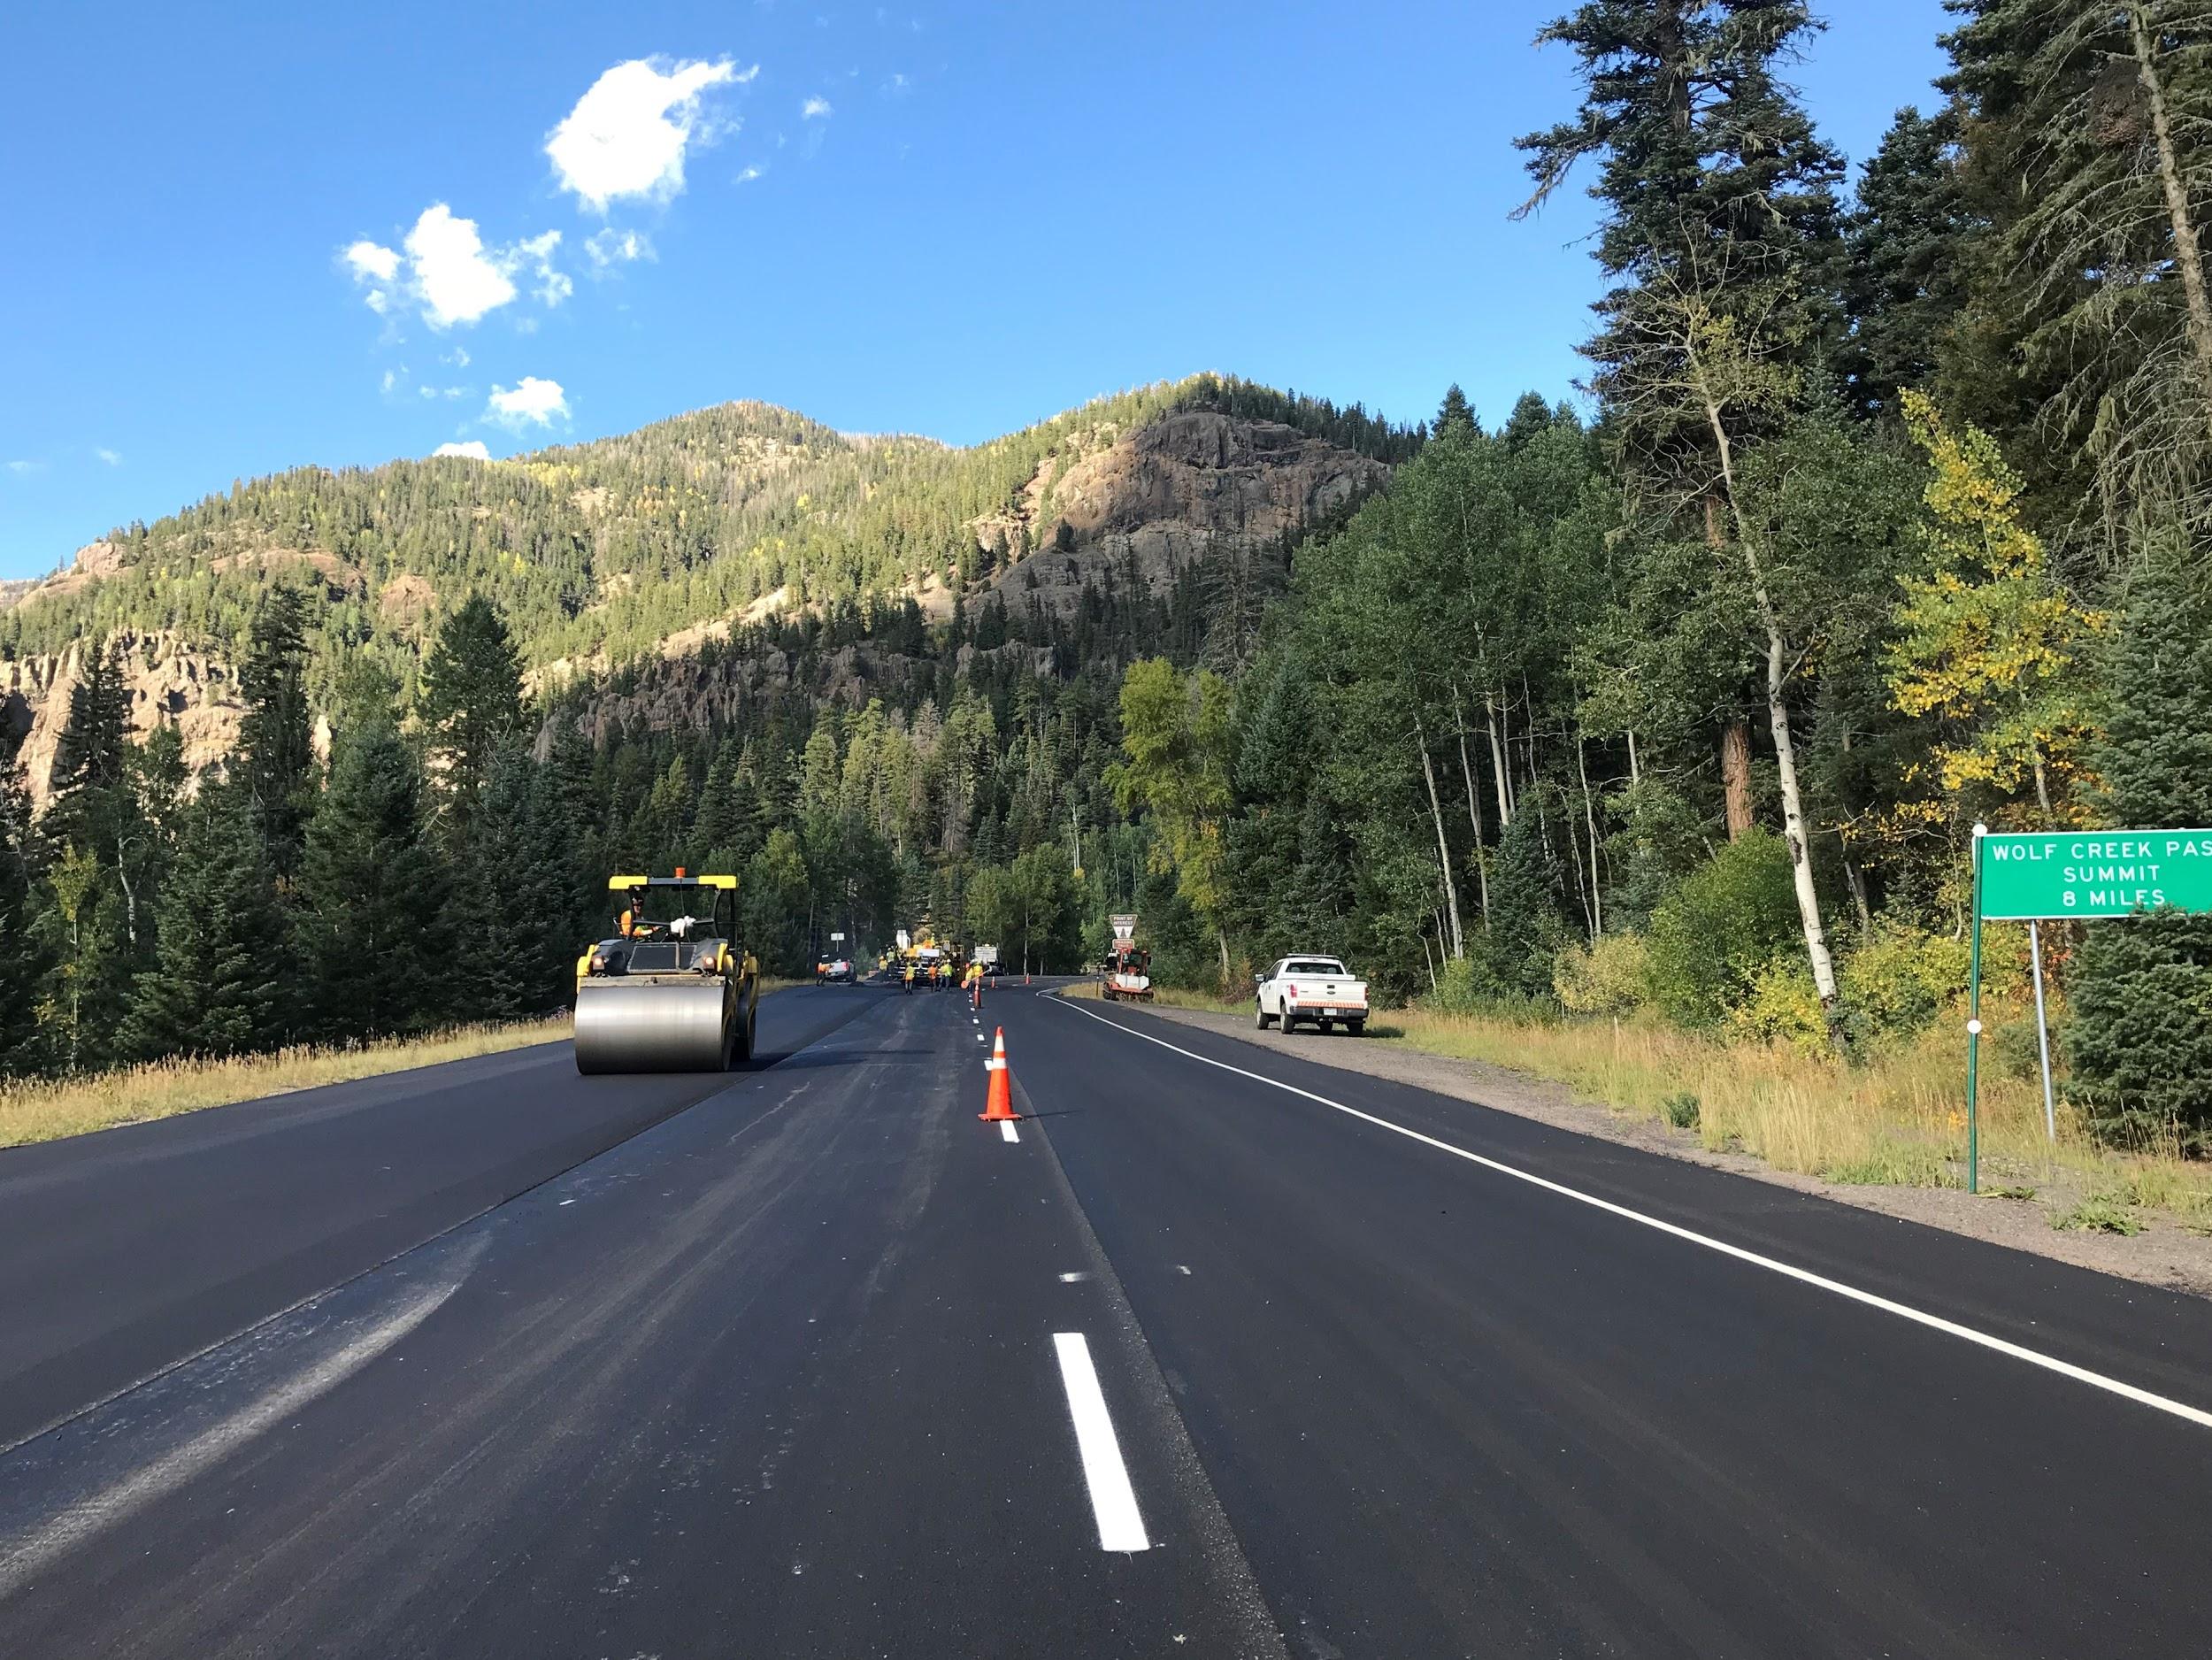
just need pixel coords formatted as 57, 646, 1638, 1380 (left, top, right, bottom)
1001, 1119, 1021, 1144
1051, 998, 2212, 1433
0, 1268, 469, 1596
1052, 1332, 1150, 1551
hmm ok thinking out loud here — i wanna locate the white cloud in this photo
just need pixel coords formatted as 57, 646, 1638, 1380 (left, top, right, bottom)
96, 447, 122, 467
485, 377, 568, 430
344, 240, 402, 282
547, 58, 744, 211
802, 95, 833, 119
381, 369, 398, 393
405, 204, 518, 328
434, 441, 492, 459
5, 459, 46, 476
344, 239, 403, 313
514, 230, 572, 306
444, 347, 471, 368
735, 163, 765, 184
585, 227, 656, 268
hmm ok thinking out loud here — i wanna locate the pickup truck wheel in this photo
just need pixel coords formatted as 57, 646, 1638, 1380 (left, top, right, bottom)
1254, 1003, 1271, 1030
1345, 1018, 1365, 1037
1279, 1010, 1298, 1036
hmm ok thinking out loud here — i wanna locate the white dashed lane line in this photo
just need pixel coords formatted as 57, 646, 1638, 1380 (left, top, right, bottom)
1051, 1332, 1150, 1553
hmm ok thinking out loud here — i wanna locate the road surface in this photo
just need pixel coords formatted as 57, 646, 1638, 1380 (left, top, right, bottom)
3, 980, 2210, 1656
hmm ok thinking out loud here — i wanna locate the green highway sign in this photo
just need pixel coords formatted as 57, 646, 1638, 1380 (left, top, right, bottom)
1978, 829, 2212, 920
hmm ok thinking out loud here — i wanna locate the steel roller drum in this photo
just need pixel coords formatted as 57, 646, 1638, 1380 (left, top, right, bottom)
573, 978, 733, 1073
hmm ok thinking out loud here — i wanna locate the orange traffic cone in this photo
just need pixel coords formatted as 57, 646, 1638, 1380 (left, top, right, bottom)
979, 1027, 1019, 1121
972, 980, 982, 1011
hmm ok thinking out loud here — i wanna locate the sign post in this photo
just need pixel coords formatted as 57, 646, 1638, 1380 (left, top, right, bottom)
2028, 921, 2056, 1142
1966, 825, 1986, 1195
1966, 826, 2212, 1190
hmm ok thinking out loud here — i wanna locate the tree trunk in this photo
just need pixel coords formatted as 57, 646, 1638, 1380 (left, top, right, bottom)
1720, 719, 1754, 841
1699, 380, 1842, 1031
1486, 690, 1514, 828
1416, 713, 1465, 959
1843, 851, 1873, 936
1453, 687, 1490, 922
1217, 928, 1231, 988
1626, 727, 1641, 786
2131, 4, 2212, 393
1576, 731, 1603, 938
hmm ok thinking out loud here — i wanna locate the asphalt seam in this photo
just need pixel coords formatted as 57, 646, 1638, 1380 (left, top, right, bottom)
1050, 995, 2212, 1434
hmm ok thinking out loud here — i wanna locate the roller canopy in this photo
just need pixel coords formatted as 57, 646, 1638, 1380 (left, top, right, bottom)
607, 874, 737, 890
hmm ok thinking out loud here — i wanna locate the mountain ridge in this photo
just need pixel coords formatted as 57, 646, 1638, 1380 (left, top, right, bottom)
0, 375, 1414, 805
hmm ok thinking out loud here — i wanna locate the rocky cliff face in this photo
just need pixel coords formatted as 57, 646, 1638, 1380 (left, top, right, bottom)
564, 410, 1383, 743
2, 633, 242, 809
982, 410, 1386, 611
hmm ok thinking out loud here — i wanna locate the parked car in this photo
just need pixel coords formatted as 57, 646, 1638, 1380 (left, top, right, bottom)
817, 957, 854, 985
1254, 956, 1369, 1035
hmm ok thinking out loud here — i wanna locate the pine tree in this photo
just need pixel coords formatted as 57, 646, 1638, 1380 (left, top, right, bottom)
1435, 384, 1476, 434
235, 585, 317, 878
1517, 0, 1856, 1037
419, 595, 525, 846
119, 783, 288, 1061
0, 719, 50, 1074
297, 725, 449, 1041
1842, 105, 1976, 419
2067, 545, 2212, 1149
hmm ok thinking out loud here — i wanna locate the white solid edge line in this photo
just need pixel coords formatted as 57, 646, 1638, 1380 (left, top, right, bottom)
1002, 1119, 1021, 1144
1050, 998, 2212, 1433
1051, 1332, 1150, 1551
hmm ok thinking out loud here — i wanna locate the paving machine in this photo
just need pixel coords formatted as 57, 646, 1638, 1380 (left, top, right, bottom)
1102, 912, 1153, 1002
574, 873, 759, 1073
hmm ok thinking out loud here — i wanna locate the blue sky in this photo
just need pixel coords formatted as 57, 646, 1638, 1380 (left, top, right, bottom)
0, 1, 1953, 580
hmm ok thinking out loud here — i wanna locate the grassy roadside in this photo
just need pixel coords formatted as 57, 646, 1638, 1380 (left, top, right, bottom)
0, 977, 808, 1152
1064, 979, 2212, 1232
1371, 1008, 2212, 1230
0, 1019, 571, 1150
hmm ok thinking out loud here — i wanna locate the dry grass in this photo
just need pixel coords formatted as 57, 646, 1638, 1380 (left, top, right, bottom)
1058, 980, 1256, 1015
1371, 1006, 2212, 1225
0, 1018, 571, 1149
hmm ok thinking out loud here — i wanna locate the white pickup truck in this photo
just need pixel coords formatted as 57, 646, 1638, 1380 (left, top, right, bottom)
1254, 956, 1370, 1035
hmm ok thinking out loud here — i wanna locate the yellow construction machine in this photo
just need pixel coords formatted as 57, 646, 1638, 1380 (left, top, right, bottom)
573, 873, 760, 1073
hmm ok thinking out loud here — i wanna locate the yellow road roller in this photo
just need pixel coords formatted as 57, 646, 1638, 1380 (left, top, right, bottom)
573, 873, 760, 1074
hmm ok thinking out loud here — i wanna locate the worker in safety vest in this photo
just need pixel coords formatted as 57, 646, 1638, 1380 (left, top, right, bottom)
618, 890, 648, 938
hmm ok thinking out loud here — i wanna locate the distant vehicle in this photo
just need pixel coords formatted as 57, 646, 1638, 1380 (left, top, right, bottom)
1255, 956, 1368, 1035
1102, 912, 1152, 1001
818, 958, 854, 985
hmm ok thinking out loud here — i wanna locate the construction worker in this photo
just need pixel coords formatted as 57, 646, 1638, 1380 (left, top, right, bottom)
618, 888, 648, 939
964, 959, 983, 1010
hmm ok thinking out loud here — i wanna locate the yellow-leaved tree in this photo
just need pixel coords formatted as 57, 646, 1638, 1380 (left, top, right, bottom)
1885, 391, 2102, 828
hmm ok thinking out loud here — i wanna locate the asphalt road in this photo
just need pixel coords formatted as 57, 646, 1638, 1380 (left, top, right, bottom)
4, 979, 2212, 1656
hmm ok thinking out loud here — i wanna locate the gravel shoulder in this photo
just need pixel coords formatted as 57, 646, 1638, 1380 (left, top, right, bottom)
1120, 999, 2212, 1303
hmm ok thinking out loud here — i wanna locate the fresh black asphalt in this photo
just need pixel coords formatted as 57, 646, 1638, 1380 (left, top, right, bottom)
4, 979, 2211, 1656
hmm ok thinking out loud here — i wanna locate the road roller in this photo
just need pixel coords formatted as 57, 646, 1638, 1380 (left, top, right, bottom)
573, 873, 759, 1074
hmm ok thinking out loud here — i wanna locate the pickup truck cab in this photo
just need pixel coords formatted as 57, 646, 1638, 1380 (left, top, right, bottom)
1255, 956, 1369, 1035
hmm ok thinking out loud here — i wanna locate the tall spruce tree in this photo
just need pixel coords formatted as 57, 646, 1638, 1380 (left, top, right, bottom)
419, 595, 525, 847
119, 783, 288, 1062
1841, 105, 1976, 419
0, 719, 49, 1073
234, 585, 316, 878
297, 723, 449, 1041
2067, 545, 2212, 1149
1517, 0, 1856, 1036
